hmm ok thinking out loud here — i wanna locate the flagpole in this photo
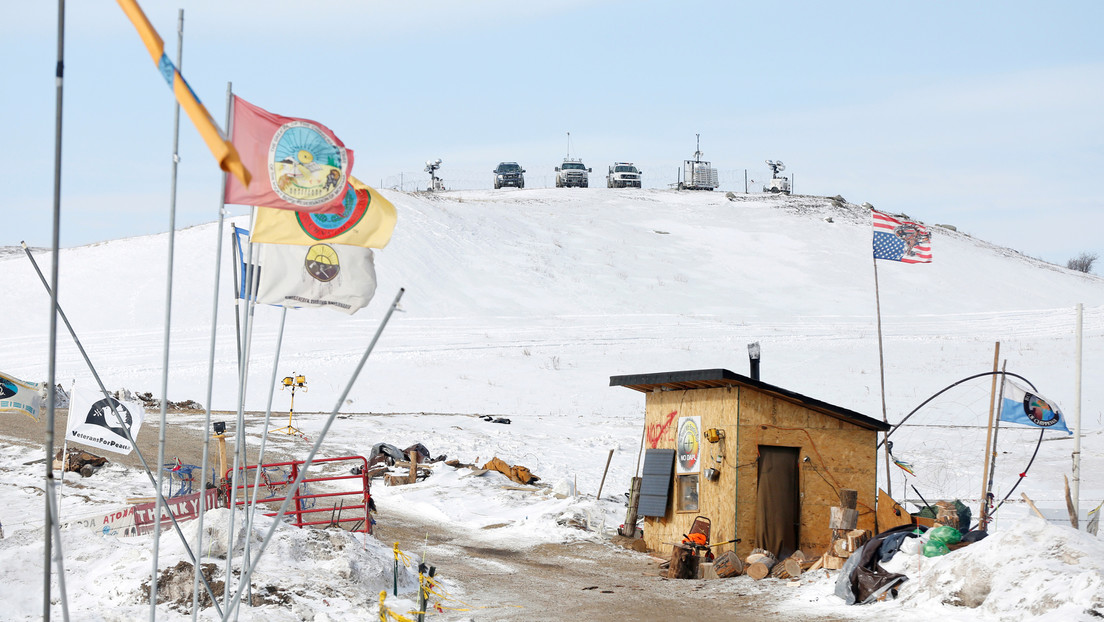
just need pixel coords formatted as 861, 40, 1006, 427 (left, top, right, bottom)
224, 207, 259, 611
982, 361, 1008, 530
150, 10, 185, 616
223, 288, 406, 621
979, 342, 1000, 528
191, 80, 235, 620
43, 2, 67, 617
231, 223, 243, 370
1073, 303, 1083, 523
872, 254, 892, 499
242, 306, 289, 610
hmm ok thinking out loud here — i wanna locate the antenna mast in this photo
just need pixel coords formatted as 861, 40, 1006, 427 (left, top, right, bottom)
694, 133, 703, 162
566, 132, 571, 159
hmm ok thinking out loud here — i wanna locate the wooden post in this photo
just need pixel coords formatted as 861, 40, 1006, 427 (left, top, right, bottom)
1021, 492, 1046, 520
979, 342, 1000, 527
839, 489, 858, 510
408, 451, 419, 485
621, 476, 642, 537
596, 449, 614, 500
215, 433, 227, 485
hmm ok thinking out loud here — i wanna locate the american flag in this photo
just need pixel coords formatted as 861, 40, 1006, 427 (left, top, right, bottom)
872, 210, 932, 263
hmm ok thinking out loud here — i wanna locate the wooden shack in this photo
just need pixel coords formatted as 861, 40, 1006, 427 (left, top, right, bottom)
611, 368, 890, 560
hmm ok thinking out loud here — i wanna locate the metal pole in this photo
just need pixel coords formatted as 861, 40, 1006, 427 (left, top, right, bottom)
744, 169, 747, 194
872, 255, 892, 498
191, 80, 235, 621
1073, 303, 1083, 521
44, 2, 66, 617
20, 243, 224, 617
231, 223, 243, 370
150, 10, 184, 615
242, 307, 289, 611
224, 216, 259, 611
222, 289, 405, 621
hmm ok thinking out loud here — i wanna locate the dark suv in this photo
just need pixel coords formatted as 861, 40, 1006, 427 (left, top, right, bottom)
493, 162, 525, 189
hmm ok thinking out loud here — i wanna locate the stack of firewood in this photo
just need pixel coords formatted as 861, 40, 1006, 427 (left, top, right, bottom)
819, 488, 871, 569
745, 548, 819, 580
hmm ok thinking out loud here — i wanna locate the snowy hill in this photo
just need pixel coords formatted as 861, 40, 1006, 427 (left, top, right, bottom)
4, 188, 1104, 621
3, 189, 1102, 422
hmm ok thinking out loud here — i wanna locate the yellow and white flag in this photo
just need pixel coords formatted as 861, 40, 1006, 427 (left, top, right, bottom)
252, 177, 396, 248
0, 371, 44, 421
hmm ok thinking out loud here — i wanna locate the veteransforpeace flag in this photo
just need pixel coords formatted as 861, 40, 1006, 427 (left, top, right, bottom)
872, 210, 932, 263
116, 0, 250, 187
252, 177, 397, 249
224, 96, 353, 213
0, 371, 44, 421
999, 379, 1070, 434
65, 386, 146, 455
255, 242, 377, 314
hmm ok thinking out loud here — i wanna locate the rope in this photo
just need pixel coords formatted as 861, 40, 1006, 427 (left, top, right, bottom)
378, 591, 416, 622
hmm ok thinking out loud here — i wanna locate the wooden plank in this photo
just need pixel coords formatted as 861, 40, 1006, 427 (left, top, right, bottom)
876, 488, 913, 531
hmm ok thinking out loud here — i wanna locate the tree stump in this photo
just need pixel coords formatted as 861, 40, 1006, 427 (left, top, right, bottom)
668, 545, 698, 579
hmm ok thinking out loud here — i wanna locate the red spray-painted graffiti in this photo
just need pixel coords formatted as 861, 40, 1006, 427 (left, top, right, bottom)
646, 411, 678, 449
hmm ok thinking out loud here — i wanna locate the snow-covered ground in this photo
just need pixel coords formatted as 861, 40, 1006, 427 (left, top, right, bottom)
2, 188, 1103, 620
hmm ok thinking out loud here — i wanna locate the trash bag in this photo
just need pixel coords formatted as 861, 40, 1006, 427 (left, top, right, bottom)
927, 525, 962, 546
368, 443, 406, 466
922, 540, 950, 557
834, 524, 911, 605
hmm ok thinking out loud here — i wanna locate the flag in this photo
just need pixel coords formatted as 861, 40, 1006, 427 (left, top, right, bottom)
232, 225, 261, 300
999, 379, 1070, 434
65, 386, 146, 455
0, 371, 44, 421
255, 242, 377, 314
252, 177, 397, 248
872, 210, 932, 263
892, 457, 916, 477
224, 96, 353, 213
116, 0, 250, 188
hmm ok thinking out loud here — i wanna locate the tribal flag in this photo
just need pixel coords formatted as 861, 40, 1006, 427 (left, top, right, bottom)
255, 242, 377, 314
252, 177, 397, 248
224, 96, 353, 213
872, 210, 932, 263
65, 386, 146, 455
116, 0, 250, 187
0, 371, 44, 421
999, 379, 1070, 434
892, 457, 916, 477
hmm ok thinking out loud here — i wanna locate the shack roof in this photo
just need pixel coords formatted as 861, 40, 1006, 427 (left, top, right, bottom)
609, 368, 890, 432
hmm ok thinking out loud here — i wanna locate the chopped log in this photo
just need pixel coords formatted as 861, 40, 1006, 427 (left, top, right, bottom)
668, 545, 698, 579
768, 561, 790, 579
747, 559, 775, 580
713, 551, 744, 578
823, 554, 848, 570
846, 529, 871, 553
832, 539, 851, 558
839, 489, 858, 510
698, 562, 719, 580
783, 557, 804, 579
788, 550, 809, 563
934, 501, 959, 528
829, 507, 859, 530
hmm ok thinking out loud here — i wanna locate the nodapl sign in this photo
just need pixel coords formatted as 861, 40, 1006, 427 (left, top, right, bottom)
63, 488, 220, 537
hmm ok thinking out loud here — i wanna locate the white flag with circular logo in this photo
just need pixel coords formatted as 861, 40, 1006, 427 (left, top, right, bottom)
255, 242, 377, 314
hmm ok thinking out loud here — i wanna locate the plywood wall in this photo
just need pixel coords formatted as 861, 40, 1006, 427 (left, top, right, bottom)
641, 386, 739, 555
735, 389, 878, 558
639, 384, 880, 559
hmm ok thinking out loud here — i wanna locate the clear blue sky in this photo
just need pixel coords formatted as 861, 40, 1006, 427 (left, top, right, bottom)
4, 1, 1102, 268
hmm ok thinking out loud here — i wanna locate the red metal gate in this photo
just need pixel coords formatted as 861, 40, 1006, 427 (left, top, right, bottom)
224, 455, 372, 533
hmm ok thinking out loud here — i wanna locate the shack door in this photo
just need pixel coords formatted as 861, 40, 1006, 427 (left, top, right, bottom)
755, 445, 800, 558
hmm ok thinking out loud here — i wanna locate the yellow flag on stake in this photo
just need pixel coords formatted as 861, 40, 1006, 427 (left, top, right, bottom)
252, 177, 397, 248
116, 0, 251, 187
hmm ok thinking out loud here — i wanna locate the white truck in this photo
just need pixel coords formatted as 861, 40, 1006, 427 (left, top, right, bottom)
607, 162, 642, 188
555, 158, 591, 188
